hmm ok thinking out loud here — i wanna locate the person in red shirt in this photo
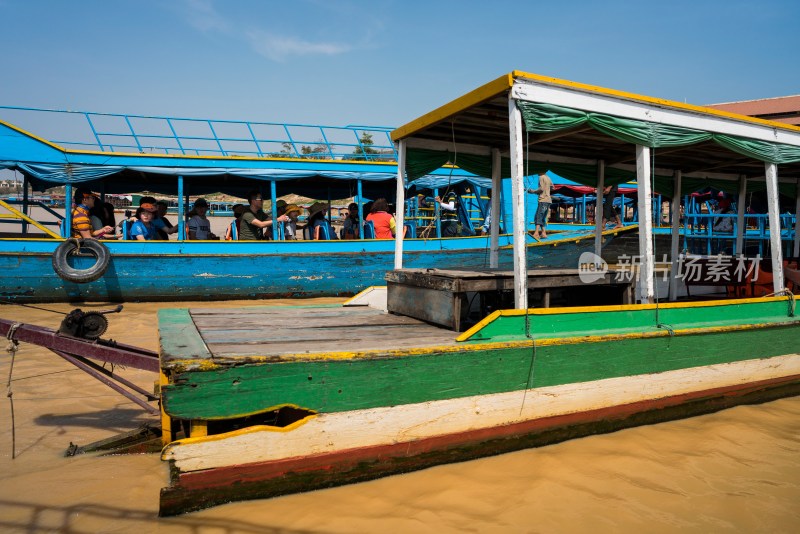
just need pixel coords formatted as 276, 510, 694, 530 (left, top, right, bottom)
365, 198, 396, 239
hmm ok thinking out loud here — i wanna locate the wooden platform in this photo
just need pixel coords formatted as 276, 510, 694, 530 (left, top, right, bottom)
386, 268, 634, 331
160, 305, 459, 370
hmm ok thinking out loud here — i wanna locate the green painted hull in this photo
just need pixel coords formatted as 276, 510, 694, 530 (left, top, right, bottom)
160, 298, 800, 421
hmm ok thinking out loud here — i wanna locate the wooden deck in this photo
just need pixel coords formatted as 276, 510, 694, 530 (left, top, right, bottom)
160, 305, 459, 370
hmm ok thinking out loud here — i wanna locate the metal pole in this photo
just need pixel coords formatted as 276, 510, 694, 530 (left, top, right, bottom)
636, 145, 655, 303
764, 162, 784, 292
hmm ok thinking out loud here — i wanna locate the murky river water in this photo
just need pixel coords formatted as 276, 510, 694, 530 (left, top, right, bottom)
0, 300, 798, 533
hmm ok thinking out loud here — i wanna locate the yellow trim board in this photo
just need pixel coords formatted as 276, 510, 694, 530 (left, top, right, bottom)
392, 73, 514, 141
391, 70, 800, 141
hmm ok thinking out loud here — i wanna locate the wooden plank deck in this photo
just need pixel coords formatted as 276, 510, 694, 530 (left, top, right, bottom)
160, 305, 459, 369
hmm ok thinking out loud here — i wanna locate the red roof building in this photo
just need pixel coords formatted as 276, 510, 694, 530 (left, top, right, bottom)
706, 95, 800, 126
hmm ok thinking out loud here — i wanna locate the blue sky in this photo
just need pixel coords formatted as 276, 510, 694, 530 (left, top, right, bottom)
0, 0, 798, 129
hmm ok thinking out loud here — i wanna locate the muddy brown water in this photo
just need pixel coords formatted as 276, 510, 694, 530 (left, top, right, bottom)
0, 299, 798, 533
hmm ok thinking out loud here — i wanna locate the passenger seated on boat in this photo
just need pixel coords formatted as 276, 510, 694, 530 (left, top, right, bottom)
342, 202, 360, 239
89, 195, 121, 239
365, 198, 396, 239
282, 204, 303, 240
188, 198, 219, 240
307, 202, 335, 240
225, 204, 246, 241
71, 188, 114, 239
155, 200, 174, 240
239, 191, 288, 240
130, 203, 168, 241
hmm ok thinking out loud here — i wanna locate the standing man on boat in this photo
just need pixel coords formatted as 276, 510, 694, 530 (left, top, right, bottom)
435, 189, 460, 237
600, 184, 623, 228
239, 191, 288, 240
71, 187, 113, 239
527, 172, 553, 239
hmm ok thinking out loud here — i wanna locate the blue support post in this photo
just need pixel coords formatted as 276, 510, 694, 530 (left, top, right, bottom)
177, 176, 185, 240
434, 187, 441, 238
357, 180, 364, 239
64, 184, 73, 238
21, 174, 29, 235
270, 180, 279, 240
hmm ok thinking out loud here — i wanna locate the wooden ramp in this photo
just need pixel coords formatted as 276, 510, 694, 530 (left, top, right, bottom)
160, 305, 460, 369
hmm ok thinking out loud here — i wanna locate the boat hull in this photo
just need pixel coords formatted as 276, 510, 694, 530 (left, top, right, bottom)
157, 297, 800, 515
0, 231, 608, 302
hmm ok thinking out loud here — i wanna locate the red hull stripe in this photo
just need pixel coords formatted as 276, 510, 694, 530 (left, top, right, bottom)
173, 372, 800, 492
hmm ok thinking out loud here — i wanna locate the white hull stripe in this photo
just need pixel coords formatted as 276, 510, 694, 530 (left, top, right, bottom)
163, 354, 800, 473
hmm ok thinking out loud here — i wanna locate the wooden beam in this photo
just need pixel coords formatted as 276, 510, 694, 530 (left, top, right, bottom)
764, 162, 784, 293
669, 170, 682, 301
490, 148, 501, 268
594, 160, 605, 257
636, 145, 655, 303
394, 140, 406, 269
525, 125, 594, 146
736, 175, 747, 255
508, 98, 528, 310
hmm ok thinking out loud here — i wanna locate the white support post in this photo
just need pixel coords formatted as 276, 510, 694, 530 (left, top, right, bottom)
669, 170, 682, 301
593, 160, 605, 257
490, 148, 501, 268
764, 162, 784, 293
636, 145, 655, 303
394, 140, 406, 269
508, 98, 528, 309
794, 178, 800, 257
736, 175, 747, 255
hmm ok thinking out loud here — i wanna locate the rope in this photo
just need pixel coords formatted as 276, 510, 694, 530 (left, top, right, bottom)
6, 322, 21, 459
519, 307, 537, 415
0, 298, 68, 316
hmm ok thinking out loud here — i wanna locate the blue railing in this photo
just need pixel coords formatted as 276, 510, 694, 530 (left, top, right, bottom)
0, 105, 397, 161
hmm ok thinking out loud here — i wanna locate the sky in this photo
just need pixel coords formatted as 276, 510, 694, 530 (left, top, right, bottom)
0, 0, 799, 131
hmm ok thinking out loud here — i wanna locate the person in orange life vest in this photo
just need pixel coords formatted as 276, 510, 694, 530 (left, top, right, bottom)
365, 198, 397, 239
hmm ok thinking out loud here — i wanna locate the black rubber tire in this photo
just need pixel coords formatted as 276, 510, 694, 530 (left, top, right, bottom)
52, 238, 111, 284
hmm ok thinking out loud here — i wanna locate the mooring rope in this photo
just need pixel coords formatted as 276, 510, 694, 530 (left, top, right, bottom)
6, 322, 21, 459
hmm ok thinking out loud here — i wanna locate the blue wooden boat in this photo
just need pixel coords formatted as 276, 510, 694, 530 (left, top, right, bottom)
0, 107, 623, 302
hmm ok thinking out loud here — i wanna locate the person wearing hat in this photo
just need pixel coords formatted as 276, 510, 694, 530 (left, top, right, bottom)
307, 201, 331, 240
282, 203, 303, 240
187, 198, 219, 240
130, 202, 168, 241
239, 191, 289, 240
71, 187, 114, 239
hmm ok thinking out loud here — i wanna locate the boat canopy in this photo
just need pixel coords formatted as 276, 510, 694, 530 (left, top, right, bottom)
0, 106, 495, 199
393, 71, 800, 198
391, 70, 800, 307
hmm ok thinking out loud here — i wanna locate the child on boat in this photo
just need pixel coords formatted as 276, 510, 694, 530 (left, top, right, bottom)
188, 198, 219, 240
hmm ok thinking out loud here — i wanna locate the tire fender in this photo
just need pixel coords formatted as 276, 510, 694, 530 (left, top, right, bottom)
52, 238, 111, 284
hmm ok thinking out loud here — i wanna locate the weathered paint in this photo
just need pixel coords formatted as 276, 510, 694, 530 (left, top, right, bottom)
0, 228, 614, 302
159, 374, 800, 516
162, 354, 800, 473
160, 299, 800, 420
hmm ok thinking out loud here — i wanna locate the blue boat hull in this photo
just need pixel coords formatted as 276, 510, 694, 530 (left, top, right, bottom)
0, 231, 608, 302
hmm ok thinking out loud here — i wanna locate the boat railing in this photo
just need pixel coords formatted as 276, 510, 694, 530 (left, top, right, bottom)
0, 198, 62, 238
0, 105, 397, 161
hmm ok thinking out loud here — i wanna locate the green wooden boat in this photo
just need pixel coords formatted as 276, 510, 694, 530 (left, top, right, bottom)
156, 70, 800, 515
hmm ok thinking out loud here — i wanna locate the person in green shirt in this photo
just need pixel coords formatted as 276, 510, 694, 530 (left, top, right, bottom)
239, 191, 288, 240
